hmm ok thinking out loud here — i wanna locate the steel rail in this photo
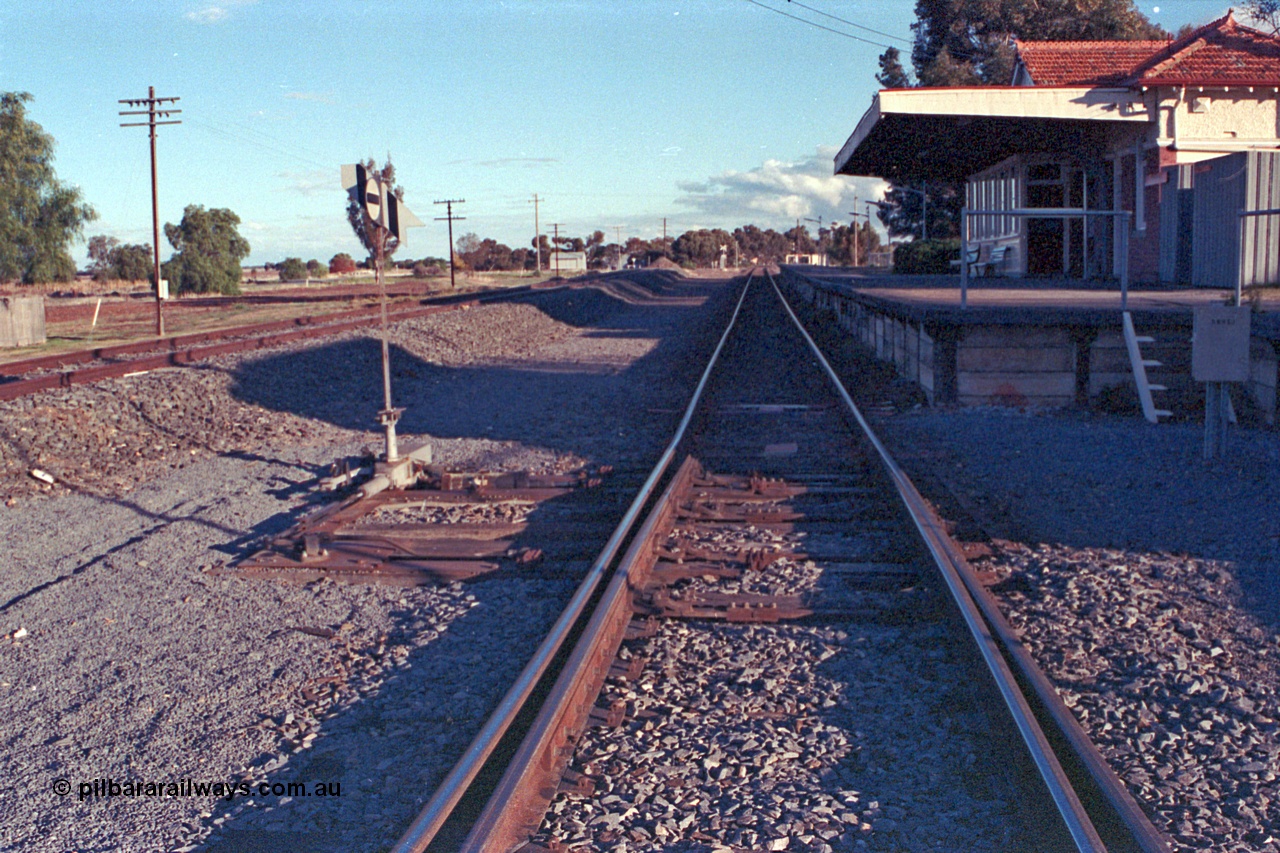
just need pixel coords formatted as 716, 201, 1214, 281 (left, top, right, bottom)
0, 303, 470, 401
0, 282, 563, 401
459, 454, 701, 852
772, 268, 1174, 853
766, 270, 1111, 852
1, 283, 540, 378
2, 302, 428, 377
389, 270, 757, 853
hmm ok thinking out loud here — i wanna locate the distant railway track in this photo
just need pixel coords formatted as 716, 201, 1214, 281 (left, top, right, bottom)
39, 278, 445, 325
385, 269, 1172, 853
0, 282, 559, 402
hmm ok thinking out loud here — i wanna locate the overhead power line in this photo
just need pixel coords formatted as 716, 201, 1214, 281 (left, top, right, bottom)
784, 0, 911, 45
186, 117, 332, 171
743, 0, 901, 49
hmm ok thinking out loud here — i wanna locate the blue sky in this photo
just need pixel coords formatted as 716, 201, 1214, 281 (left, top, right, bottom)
0, 0, 1235, 266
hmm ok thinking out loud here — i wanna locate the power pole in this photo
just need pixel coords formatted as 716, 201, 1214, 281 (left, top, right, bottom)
848, 211, 861, 266
662, 217, 667, 244
549, 223, 564, 277
433, 199, 466, 289
607, 224, 625, 269
528, 193, 542, 273
119, 86, 180, 337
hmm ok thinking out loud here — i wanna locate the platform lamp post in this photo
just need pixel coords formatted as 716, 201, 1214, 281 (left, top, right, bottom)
804, 216, 825, 262
847, 207, 872, 267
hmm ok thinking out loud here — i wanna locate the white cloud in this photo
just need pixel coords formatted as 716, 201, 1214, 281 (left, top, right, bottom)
185, 0, 256, 24
677, 146, 888, 232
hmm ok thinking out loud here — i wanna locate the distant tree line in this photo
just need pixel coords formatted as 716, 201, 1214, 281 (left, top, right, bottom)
440, 222, 882, 272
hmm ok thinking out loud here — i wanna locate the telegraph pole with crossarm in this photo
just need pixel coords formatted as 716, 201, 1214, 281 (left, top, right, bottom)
529, 194, 542, 274
433, 199, 466, 289
119, 86, 180, 337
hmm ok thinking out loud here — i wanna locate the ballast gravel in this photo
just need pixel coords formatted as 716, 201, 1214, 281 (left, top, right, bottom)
877, 408, 1280, 853
538, 514, 1031, 852
0, 275, 726, 853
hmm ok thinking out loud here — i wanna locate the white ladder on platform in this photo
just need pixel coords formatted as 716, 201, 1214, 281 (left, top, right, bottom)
1122, 311, 1171, 423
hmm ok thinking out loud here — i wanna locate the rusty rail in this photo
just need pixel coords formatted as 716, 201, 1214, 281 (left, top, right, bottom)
768, 270, 1171, 853
389, 270, 756, 853
0, 283, 557, 401
395, 267, 1171, 853
460, 454, 700, 851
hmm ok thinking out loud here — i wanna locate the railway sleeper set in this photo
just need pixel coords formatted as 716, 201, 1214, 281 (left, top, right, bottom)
0, 279, 561, 402
356, 271, 1173, 853
2, 268, 1219, 850
107, 267, 1175, 851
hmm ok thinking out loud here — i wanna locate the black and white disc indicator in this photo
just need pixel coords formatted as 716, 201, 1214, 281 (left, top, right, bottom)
362, 178, 382, 224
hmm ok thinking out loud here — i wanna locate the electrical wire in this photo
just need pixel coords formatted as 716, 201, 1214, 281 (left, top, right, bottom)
185, 117, 332, 171
784, 0, 911, 45
743, 0, 899, 49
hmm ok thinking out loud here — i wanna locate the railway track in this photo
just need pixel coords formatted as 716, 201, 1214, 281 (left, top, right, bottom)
0, 282, 558, 402
388, 269, 1173, 853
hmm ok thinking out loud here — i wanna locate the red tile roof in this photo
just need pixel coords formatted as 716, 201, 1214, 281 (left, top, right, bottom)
1131, 12, 1280, 85
1016, 40, 1167, 86
1016, 12, 1280, 87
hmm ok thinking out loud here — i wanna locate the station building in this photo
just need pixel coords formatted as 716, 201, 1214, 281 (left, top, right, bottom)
836, 11, 1280, 287
796, 13, 1280, 414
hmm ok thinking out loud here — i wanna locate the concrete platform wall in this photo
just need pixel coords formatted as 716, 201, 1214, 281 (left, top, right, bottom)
783, 269, 1279, 421
956, 327, 1075, 407
0, 296, 46, 348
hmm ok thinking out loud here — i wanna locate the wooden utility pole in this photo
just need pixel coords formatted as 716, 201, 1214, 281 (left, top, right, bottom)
549, 223, 564, 277
119, 86, 180, 337
529, 194, 542, 273
607, 224, 625, 268
433, 199, 466, 288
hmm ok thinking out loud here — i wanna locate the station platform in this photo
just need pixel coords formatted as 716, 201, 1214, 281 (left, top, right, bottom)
779, 266, 1279, 419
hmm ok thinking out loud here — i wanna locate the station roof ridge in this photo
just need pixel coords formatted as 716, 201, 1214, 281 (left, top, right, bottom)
1015, 11, 1280, 88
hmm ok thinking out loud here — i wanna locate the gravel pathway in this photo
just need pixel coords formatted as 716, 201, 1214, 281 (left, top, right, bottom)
0, 274, 729, 853
877, 407, 1280, 853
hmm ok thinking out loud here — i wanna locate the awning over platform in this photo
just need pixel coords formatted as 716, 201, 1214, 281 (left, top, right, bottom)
835, 87, 1150, 183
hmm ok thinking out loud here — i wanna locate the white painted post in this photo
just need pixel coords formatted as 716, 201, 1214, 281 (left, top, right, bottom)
1119, 212, 1131, 310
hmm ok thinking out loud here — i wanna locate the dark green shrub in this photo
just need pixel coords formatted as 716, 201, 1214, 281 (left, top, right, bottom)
892, 238, 961, 274
277, 257, 307, 281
